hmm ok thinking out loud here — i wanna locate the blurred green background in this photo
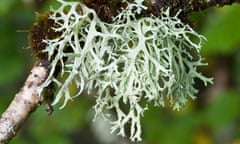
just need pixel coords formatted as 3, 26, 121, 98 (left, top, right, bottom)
0, 0, 240, 144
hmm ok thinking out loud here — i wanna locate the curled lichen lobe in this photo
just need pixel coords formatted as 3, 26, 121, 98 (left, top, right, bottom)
28, 13, 61, 60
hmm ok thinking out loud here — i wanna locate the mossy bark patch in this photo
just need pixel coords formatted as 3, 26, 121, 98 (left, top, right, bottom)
28, 13, 61, 60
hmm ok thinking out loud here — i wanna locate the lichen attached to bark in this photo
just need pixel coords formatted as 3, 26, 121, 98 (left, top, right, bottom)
33, 0, 212, 141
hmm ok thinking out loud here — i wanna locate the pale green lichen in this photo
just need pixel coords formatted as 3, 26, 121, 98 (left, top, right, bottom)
38, 0, 212, 141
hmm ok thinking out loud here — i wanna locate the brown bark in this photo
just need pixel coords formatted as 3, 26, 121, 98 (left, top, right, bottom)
147, 0, 240, 14
82, 0, 240, 22
0, 60, 50, 143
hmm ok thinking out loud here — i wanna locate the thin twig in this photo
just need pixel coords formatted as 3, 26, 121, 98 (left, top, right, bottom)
0, 60, 50, 143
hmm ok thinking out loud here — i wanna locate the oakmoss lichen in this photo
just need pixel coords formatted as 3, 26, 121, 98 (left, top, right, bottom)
33, 0, 212, 141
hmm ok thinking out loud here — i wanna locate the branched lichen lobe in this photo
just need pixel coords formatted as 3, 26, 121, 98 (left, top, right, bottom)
34, 0, 213, 141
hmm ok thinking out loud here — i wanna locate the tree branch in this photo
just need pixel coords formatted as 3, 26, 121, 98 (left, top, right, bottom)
146, 0, 240, 16
0, 60, 50, 143
82, 0, 240, 22
149, 0, 240, 11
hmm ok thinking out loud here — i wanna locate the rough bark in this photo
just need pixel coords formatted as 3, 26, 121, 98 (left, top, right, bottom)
147, 0, 240, 13
82, 0, 240, 22
0, 60, 50, 143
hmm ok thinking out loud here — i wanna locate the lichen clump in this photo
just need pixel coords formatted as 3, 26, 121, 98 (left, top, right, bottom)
36, 0, 212, 141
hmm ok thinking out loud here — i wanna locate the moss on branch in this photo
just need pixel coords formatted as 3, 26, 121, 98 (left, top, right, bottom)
81, 0, 240, 23
146, 0, 240, 15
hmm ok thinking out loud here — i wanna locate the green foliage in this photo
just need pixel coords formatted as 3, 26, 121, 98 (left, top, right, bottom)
0, 0, 16, 15
204, 91, 240, 129
142, 106, 198, 144
202, 4, 240, 54
0, 2, 33, 85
